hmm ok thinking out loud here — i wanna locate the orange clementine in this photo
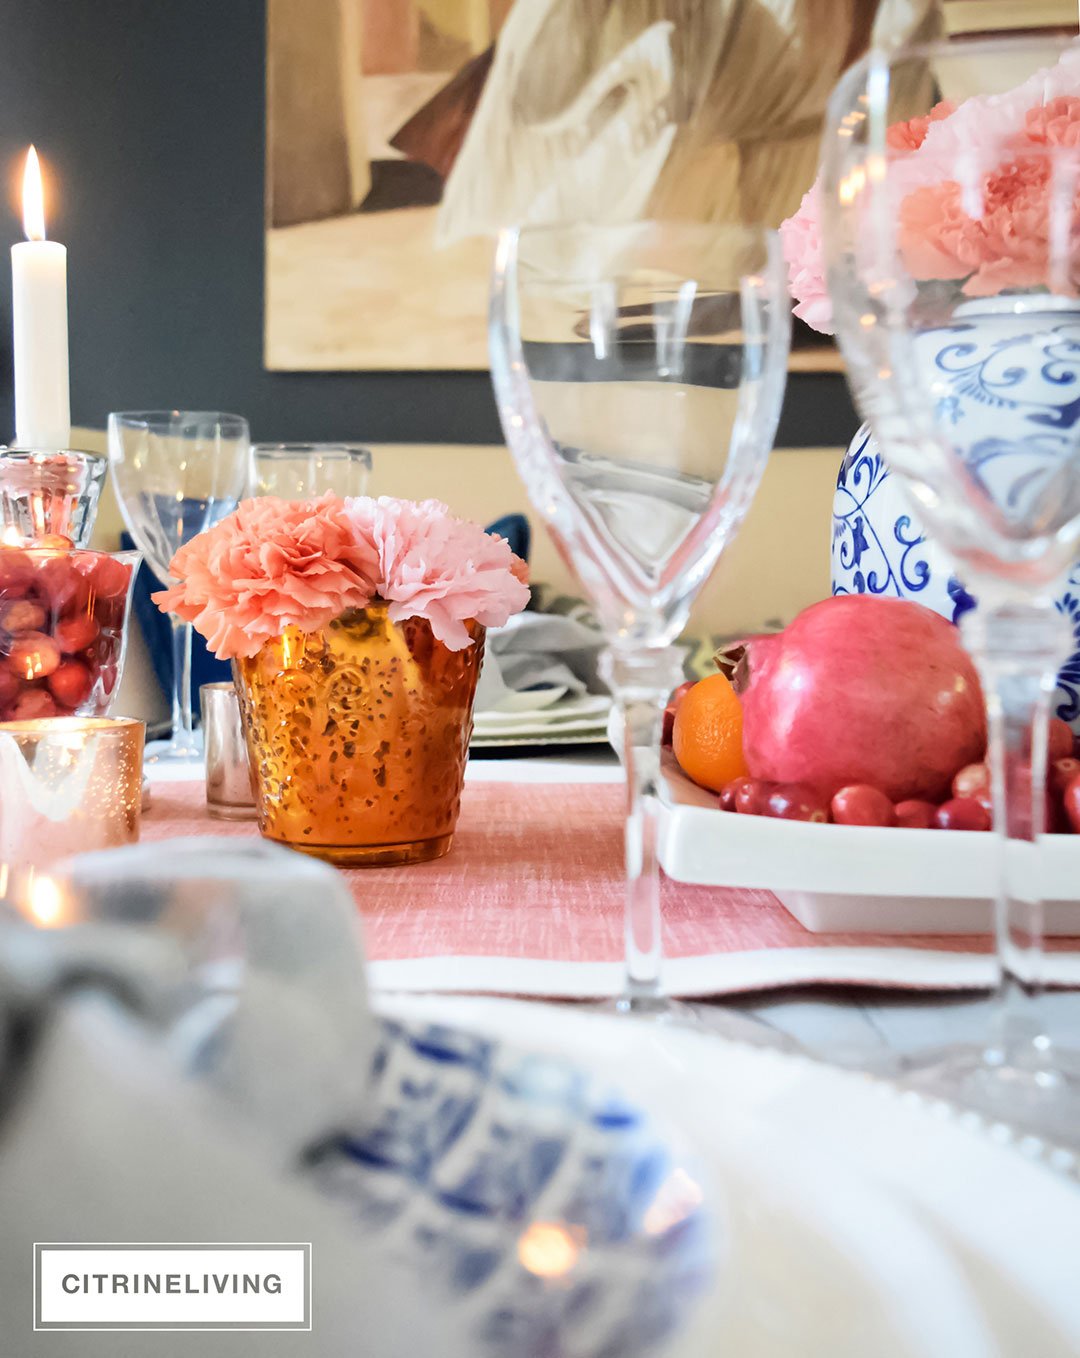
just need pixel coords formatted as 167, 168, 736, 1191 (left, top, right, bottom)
672, 673, 748, 792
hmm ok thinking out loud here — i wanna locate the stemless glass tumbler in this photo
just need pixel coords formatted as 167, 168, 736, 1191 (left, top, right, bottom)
107, 411, 250, 763
490, 222, 790, 1018
822, 34, 1080, 1141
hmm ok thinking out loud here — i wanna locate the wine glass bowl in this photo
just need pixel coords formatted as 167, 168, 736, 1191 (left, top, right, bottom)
491, 221, 789, 1016
107, 411, 250, 763
821, 34, 1080, 1140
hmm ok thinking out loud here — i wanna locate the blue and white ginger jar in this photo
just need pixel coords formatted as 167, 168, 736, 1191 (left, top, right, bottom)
831, 302, 1080, 730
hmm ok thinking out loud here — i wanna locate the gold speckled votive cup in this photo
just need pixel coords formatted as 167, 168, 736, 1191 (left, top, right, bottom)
233, 603, 483, 866
0, 716, 144, 875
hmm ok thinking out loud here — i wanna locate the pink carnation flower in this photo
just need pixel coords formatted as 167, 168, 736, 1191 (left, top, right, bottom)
885, 100, 956, 153
343, 496, 530, 651
780, 100, 957, 336
153, 495, 377, 660
778, 183, 834, 335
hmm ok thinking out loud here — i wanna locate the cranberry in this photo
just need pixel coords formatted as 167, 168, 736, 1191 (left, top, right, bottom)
895, 799, 938, 829
1048, 718, 1074, 764
53, 614, 100, 654
952, 762, 989, 800
34, 533, 74, 550
734, 778, 772, 817
5, 632, 61, 680
0, 668, 21, 712
935, 797, 992, 831
0, 599, 47, 633
11, 688, 57, 719
831, 784, 897, 827
1064, 774, 1080, 834
34, 555, 91, 616
719, 775, 752, 813
47, 658, 92, 710
88, 554, 133, 601
765, 782, 830, 822
1050, 757, 1080, 795
0, 548, 34, 595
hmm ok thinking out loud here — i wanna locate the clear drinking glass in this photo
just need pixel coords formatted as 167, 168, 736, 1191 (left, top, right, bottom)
821, 35, 1080, 1141
107, 411, 250, 764
249, 443, 372, 499
490, 222, 790, 1019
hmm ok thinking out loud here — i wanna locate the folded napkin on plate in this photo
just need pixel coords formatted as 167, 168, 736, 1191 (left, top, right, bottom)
474, 609, 605, 712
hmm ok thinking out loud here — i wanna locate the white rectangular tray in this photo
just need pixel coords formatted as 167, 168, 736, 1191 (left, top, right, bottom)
659, 754, 1080, 935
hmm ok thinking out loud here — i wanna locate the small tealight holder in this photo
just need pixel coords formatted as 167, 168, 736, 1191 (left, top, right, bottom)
201, 682, 257, 820
0, 716, 144, 875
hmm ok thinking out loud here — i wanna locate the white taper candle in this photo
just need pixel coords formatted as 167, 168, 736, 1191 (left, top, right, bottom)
11, 147, 70, 450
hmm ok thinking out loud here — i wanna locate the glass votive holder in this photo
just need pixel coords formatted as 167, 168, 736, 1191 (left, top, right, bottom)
201, 682, 257, 820
0, 447, 108, 546
0, 716, 144, 876
0, 545, 140, 721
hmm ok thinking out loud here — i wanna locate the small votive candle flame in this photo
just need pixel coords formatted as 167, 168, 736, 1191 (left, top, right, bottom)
0, 717, 144, 879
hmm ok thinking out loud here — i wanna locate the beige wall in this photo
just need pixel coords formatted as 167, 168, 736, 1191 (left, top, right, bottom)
82, 427, 838, 634
80, 427, 839, 719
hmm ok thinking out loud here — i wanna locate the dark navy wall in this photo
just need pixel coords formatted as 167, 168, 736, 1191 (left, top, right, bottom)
0, 0, 856, 446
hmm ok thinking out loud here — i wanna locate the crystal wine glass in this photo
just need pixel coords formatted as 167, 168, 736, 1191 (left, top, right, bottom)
249, 443, 372, 499
490, 222, 790, 1018
821, 34, 1080, 1141
107, 411, 250, 763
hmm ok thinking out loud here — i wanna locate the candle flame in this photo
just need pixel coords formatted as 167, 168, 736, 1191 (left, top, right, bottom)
22, 145, 46, 242
27, 874, 66, 928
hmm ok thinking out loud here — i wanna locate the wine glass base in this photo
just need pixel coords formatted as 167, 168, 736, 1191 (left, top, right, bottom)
899, 1040, 1080, 1152
145, 732, 204, 765
593, 993, 799, 1050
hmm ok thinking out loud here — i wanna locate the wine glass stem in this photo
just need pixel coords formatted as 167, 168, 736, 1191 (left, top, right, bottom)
170, 615, 195, 746
604, 648, 684, 1006
964, 603, 1067, 1058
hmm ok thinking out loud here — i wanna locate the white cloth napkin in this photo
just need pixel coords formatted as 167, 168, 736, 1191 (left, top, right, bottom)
474, 610, 605, 713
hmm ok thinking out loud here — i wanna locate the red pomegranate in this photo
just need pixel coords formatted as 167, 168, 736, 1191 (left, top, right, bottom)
734, 596, 987, 803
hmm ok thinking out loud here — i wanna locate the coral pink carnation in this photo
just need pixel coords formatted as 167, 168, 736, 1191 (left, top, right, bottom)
1020, 95, 1080, 148
153, 495, 378, 660
343, 497, 530, 651
897, 156, 1070, 298
886, 99, 956, 153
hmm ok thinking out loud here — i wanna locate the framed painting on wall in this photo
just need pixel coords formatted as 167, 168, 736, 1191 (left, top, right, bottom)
264, 0, 946, 375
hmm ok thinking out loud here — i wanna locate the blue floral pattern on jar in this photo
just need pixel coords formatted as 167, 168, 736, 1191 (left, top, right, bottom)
831, 304, 1080, 733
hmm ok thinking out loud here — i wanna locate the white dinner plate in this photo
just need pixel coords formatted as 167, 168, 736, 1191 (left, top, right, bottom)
375, 994, 1080, 1358
473, 693, 613, 729
472, 694, 614, 749
658, 755, 1080, 936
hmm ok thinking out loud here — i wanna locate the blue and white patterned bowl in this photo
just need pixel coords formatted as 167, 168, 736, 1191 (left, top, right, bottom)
831, 300, 1080, 731
310, 1017, 714, 1358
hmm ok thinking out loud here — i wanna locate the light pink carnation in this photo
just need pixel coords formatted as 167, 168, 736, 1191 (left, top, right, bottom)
343, 496, 530, 651
779, 183, 833, 334
153, 495, 378, 659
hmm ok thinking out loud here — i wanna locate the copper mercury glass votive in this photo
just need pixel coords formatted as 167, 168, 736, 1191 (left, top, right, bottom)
233, 602, 484, 866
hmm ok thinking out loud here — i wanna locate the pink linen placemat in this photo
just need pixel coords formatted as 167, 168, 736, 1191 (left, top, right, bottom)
142, 780, 1080, 997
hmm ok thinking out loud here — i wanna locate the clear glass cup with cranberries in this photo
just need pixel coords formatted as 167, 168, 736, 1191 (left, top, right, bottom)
0, 536, 139, 721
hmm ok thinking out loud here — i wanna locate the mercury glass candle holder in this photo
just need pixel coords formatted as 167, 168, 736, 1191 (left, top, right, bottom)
0, 447, 107, 546
233, 603, 484, 865
201, 681, 257, 820
0, 716, 144, 875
